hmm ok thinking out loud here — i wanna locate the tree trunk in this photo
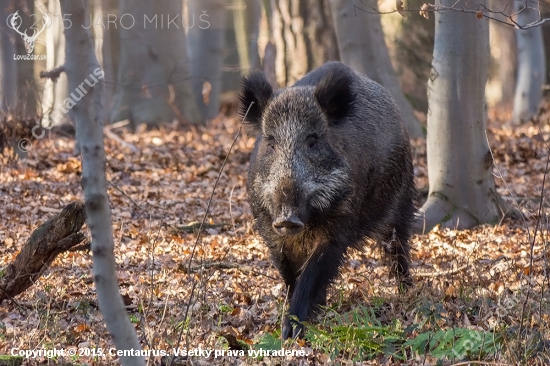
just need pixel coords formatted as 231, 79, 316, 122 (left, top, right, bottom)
271, 0, 339, 87
394, 0, 434, 114
543, 5, 550, 86
101, 0, 118, 116
329, 0, 424, 138
42, 0, 69, 126
221, 0, 261, 102
187, 0, 228, 121
59, 1, 145, 364
416, 0, 507, 233
111, 0, 200, 128
512, 0, 545, 124
234, 0, 261, 72
14, 0, 38, 116
0, 0, 17, 113
489, 0, 516, 109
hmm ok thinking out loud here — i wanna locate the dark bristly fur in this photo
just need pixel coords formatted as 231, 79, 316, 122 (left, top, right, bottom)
240, 61, 416, 340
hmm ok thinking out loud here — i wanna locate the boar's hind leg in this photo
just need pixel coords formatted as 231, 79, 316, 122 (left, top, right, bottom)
381, 229, 412, 293
282, 244, 345, 340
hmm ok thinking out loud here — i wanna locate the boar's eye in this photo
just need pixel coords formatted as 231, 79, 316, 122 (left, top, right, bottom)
265, 135, 276, 150
306, 134, 318, 149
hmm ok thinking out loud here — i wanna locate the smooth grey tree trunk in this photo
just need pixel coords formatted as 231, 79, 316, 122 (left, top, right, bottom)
416, 0, 507, 233
101, 0, 118, 115
512, 0, 545, 124
394, 0, 434, 114
42, 0, 68, 126
187, 0, 227, 121
111, 0, 200, 127
234, 0, 261, 72
221, 0, 261, 98
59, 1, 145, 364
489, 0, 516, 108
271, 0, 339, 87
0, 1, 17, 113
329, 0, 424, 138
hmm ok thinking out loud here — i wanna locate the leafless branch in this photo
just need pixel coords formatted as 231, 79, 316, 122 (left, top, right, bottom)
39, 65, 66, 83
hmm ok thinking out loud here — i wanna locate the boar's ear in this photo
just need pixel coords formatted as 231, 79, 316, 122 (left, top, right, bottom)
314, 69, 354, 122
239, 71, 273, 129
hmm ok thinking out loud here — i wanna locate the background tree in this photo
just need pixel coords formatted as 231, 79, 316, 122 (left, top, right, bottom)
489, 0, 517, 109
42, 0, 68, 126
394, 0, 435, 115
271, 0, 339, 87
0, 0, 17, 113
187, 0, 228, 121
416, 0, 507, 233
59, 0, 144, 364
329, 0, 424, 138
221, 0, 261, 102
512, 0, 545, 124
111, 0, 200, 128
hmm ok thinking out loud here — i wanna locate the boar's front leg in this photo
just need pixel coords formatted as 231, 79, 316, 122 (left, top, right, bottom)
282, 243, 346, 339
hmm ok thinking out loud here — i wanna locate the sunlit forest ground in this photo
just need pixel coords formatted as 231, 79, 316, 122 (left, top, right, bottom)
0, 102, 549, 365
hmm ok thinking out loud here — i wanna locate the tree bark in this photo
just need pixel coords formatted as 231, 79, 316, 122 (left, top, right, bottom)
416, 0, 507, 233
187, 0, 228, 121
512, 0, 545, 124
489, 0, 516, 109
42, 0, 69, 126
0, 202, 86, 303
111, 0, 200, 128
234, 0, 261, 72
59, 0, 145, 364
329, 0, 424, 138
0, 1, 17, 113
394, 0, 434, 114
271, 0, 339, 87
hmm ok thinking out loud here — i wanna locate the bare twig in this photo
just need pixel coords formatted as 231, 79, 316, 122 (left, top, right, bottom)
39, 65, 66, 83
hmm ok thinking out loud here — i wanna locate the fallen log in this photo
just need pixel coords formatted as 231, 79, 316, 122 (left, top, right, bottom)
0, 201, 87, 303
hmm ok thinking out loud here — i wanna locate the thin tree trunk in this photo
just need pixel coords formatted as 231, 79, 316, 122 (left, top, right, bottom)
111, 0, 200, 128
395, 0, 434, 114
489, 0, 516, 109
271, 0, 338, 87
14, 0, 38, 116
329, 0, 424, 138
59, 1, 145, 364
101, 0, 117, 115
234, 0, 261, 72
187, 0, 228, 121
416, 0, 507, 233
0, 0, 17, 113
42, 0, 68, 126
512, 0, 545, 124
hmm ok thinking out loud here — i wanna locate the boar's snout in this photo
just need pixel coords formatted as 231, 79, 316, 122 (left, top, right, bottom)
272, 213, 304, 236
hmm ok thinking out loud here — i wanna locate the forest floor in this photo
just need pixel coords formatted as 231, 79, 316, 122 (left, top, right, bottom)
0, 104, 549, 365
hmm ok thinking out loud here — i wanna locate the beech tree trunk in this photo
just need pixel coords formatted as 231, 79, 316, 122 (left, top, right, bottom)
42, 0, 68, 125
271, 0, 339, 87
111, 0, 200, 128
59, 1, 145, 364
187, 0, 228, 121
394, 0, 434, 114
329, 0, 424, 138
0, 0, 17, 113
489, 0, 516, 109
512, 0, 545, 124
234, 0, 261, 72
416, 0, 507, 233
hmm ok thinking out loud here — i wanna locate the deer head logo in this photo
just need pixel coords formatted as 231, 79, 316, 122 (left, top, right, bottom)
8, 9, 50, 54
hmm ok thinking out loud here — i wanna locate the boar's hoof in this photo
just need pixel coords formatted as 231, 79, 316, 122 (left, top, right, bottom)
283, 316, 304, 340
272, 215, 304, 236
